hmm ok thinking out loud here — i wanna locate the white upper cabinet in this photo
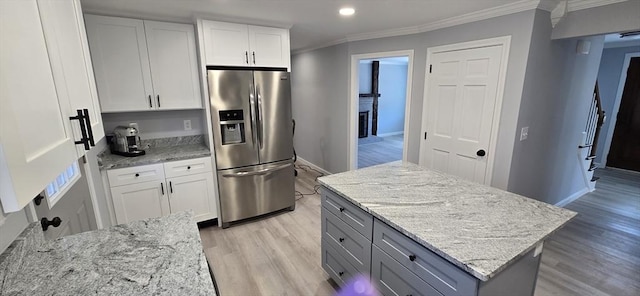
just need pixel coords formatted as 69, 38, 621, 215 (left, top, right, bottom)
85, 15, 202, 113
85, 15, 154, 112
0, 0, 81, 212
37, 0, 105, 157
144, 21, 202, 110
202, 20, 290, 69
247, 25, 291, 68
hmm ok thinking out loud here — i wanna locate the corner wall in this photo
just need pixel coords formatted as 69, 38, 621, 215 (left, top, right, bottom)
552, 1, 640, 39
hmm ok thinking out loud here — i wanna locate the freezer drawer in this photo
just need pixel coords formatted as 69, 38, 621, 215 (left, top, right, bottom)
217, 160, 295, 226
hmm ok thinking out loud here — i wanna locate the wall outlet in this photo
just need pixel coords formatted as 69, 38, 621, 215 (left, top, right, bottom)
520, 126, 529, 141
183, 119, 192, 131
129, 122, 139, 131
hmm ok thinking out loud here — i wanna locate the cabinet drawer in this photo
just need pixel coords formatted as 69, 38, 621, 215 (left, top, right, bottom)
322, 207, 371, 274
321, 187, 373, 239
372, 245, 443, 296
321, 238, 359, 287
373, 219, 477, 296
107, 163, 165, 187
164, 157, 212, 178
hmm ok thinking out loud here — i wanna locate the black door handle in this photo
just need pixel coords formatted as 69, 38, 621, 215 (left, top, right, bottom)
477, 149, 486, 157
41, 217, 62, 231
148, 95, 153, 108
157, 95, 161, 108
252, 51, 256, 64
409, 254, 416, 261
69, 109, 90, 150
169, 181, 173, 193
161, 183, 165, 195
82, 109, 95, 147
34, 194, 45, 206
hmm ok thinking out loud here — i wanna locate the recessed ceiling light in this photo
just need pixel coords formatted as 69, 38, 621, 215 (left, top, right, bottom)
339, 7, 355, 16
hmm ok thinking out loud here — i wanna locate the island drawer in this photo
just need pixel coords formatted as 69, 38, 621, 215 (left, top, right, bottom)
373, 219, 478, 296
164, 157, 212, 178
372, 245, 443, 296
322, 207, 371, 273
107, 163, 165, 187
321, 238, 360, 287
321, 187, 373, 239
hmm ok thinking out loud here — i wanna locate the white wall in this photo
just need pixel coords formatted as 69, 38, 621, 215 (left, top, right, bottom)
552, 1, 640, 40
508, 9, 605, 205
292, 10, 536, 188
101, 109, 206, 139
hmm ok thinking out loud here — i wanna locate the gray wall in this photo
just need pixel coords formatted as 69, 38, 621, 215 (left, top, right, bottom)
293, 10, 536, 188
291, 44, 349, 173
552, 1, 640, 40
0, 204, 30, 254
359, 61, 408, 135
594, 45, 640, 164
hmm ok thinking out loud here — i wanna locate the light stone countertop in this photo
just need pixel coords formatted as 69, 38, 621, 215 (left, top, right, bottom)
317, 161, 577, 281
98, 135, 211, 170
0, 211, 216, 295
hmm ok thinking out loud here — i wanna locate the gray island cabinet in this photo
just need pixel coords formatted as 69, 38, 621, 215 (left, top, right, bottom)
318, 161, 576, 296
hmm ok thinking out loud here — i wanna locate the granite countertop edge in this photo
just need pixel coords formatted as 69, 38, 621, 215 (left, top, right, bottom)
317, 171, 578, 282
99, 144, 211, 170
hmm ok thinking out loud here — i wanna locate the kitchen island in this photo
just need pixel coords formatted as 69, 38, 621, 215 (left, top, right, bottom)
0, 211, 215, 295
317, 161, 576, 296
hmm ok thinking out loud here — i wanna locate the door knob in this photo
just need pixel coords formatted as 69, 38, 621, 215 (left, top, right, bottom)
41, 217, 62, 231
476, 149, 486, 157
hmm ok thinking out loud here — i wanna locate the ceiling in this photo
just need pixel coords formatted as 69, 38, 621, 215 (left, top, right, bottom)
80, 0, 534, 51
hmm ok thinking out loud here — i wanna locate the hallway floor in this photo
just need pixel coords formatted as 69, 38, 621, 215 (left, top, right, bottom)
357, 134, 403, 168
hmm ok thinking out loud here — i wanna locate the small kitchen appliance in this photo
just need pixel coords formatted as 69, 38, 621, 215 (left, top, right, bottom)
111, 126, 146, 157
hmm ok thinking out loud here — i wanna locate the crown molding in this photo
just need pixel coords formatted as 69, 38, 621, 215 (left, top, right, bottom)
567, 0, 628, 11
294, 0, 543, 54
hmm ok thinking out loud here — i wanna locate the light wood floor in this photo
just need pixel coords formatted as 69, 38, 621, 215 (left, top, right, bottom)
199, 167, 640, 296
358, 134, 403, 168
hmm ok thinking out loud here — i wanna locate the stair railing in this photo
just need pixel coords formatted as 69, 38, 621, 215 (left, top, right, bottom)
579, 81, 605, 171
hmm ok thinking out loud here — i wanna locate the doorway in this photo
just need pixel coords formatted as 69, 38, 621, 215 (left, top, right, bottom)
419, 37, 510, 185
348, 50, 414, 170
606, 56, 640, 171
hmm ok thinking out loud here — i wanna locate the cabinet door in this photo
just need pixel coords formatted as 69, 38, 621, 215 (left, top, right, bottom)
85, 15, 154, 112
0, 0, 78, 213
167, 173, 216, 222
202, 20, 250, 66
110, 181, 169, 224
248, 26, 290, 69
37, 0, 105, 158
144, 21, 202, 110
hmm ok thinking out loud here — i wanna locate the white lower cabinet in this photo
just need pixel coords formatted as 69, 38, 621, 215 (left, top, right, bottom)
107, 157, 217, 224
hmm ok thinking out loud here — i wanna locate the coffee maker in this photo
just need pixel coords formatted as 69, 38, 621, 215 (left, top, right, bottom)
111, 126, 146, 157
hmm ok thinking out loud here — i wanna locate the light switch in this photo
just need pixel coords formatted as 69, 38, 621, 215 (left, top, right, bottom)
520, 127, 529, 141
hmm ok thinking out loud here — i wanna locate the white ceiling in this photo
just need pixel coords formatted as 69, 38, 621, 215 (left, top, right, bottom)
80, 0, 533, 51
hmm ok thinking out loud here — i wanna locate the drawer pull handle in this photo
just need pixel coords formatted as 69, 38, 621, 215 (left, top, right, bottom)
338, 271, 344, 277
339, 238, 345, 242
187, 166, 191, 170
339, 207, 345, 212
409, 254, 416, 262
135, 173, 140, 177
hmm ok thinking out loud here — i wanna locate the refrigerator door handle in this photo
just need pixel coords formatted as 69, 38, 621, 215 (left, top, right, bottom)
249, 83, 259, 150
256, 86, 264, 150
222, 163, 291, 178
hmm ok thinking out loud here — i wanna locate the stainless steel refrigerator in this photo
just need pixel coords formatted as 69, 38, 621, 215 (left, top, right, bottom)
208, 68, 295, 228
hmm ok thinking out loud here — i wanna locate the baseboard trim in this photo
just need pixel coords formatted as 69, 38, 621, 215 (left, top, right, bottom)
296, 157, 332, 175
376, 131, 404, 137
555, 187, 589, 208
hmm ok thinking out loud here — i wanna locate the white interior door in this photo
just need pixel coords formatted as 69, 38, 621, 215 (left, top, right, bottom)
420, 45, 503, 184
144, 21, 202, 110
33, 161, 97, 240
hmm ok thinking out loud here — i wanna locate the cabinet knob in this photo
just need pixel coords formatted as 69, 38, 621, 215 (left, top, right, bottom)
339, 207, 345, 212
409, 254, 416, 262
135, 173, 140, 177
476, 149, 486, 157
187, 166, 191, 170
339, 237, 345, 242
41, 217, 62, 231
34, 194, 45, 206
338, 271, 344, 277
